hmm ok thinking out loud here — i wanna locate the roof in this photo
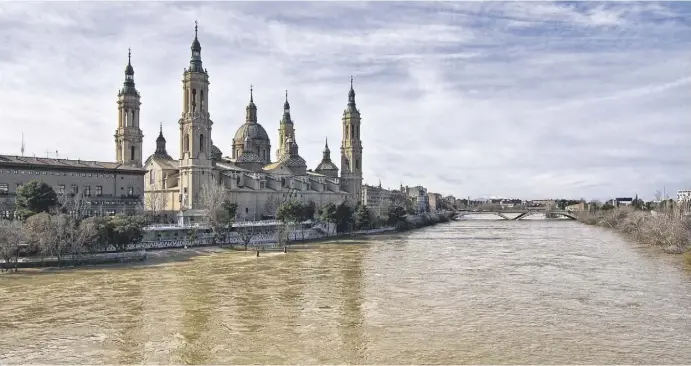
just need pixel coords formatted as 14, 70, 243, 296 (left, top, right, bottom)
0, 154, 146, 174
316, 160, 338, 171
233, 122, 270, 142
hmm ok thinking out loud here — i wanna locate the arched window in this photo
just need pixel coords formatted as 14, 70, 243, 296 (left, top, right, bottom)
184, 88, 189, 112
351, 126, 354, 139
200, 90, 205, 111
355, 158, 360, 170
132, 110, 136, 126
200, 134, 204, 152
192, 89, 197, 112
184, 134, 190, 152
130, 146, 135, 161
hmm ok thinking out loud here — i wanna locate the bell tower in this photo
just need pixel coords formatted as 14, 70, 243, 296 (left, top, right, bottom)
276, 90, 295, 160
178, 21, 213, 209
115, 48, 144, 167
340, 76, 363, 203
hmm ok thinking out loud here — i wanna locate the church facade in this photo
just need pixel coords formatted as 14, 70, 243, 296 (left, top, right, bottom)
117, 24, 363, 221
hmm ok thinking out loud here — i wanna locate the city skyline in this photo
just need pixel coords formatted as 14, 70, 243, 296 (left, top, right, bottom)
0, 2, 689, 201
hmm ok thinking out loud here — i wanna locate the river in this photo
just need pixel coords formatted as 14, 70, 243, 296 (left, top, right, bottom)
1, 219, 691, 364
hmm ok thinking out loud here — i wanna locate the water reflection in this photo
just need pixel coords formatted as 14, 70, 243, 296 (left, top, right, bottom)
1, 221, 691, 364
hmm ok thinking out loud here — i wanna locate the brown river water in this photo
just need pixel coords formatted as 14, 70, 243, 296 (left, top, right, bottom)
1, 219, 691, 364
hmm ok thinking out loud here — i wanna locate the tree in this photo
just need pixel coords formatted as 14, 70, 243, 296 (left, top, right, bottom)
56, 190, 91, 219
263, 193, 282, 219
319, 202, 337, 236
276, 200, 304, 244
238, 225, 257, 251
354, 204, 371, 230
334, 202, 354, 233
0, 219, 24, 271
15, 180, 58, 218
199, 181, 230, 244
144, 189, 169, 218
387, 205, 407, 227
654, 190, 663, 202
101, 215, 146, 252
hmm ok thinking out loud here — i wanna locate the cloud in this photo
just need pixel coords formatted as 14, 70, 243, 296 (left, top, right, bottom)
0, 1, 689, 201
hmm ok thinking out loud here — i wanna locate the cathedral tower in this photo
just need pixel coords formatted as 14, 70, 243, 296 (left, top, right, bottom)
178, 22, 213, 209
340, 76, 363, 203
115, 48, 144, 167
276, 90, 295, 160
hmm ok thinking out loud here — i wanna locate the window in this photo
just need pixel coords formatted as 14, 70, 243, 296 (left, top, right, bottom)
200, 134, 204, 152
149, 170, 155, 185
0, 183, 7, 194
96, 186, 102, 196
127, 187, 134, 196
70, 184, 78, 194
58, 185, 65, 194
192, 88, 197, 112
356, 159, 360, 169
245, 207, 249, 214
130, 146, 135, 161
184, 134, 190, 152
201, 90, 205, 111
84, 186, 91, 197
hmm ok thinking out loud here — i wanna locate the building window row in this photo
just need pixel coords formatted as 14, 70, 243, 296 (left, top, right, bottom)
0, 169, 115, 178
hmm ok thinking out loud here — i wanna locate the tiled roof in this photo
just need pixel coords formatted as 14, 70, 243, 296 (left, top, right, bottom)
0, 154, 146, 173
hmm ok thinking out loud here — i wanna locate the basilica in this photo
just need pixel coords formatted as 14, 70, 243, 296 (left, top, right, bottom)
115, 24, 363, 221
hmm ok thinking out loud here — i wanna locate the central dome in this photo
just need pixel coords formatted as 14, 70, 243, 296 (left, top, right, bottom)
234, 122, 270, 142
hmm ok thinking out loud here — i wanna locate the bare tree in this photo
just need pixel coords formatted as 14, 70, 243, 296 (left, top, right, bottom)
238, 225, 257, 251
199, 180, 230, 244
0, 219, 24, 272
145, 187, 169, 218
55, 190, 90, 219
263, 193, 282, 218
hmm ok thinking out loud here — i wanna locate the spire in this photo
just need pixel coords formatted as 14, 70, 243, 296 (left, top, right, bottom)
281, 89, 293, 125
245, 85, 257, 123
156, 122, 165, 142
284, 89, 290, 111
322, 137, 331, 161
347, 75, 356, 108
189, 20, 204, 73
154, 123, 170, 158
121, 48, 137, 95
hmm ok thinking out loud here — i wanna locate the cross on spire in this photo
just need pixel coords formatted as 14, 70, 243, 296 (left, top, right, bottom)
128, 47, 131, 64
250, 84, 253, 102
285, 89, 288, 102
159, 122, 163, 134
350, 75, 353, 88
195, 20, 198, 37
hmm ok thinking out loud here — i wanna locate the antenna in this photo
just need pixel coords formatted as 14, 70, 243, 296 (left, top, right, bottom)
21, 133, 25, 156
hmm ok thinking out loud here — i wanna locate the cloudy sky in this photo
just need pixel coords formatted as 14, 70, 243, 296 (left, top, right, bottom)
0, 1, 689, 201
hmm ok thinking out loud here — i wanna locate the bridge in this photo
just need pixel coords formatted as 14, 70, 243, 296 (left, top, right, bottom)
454, 209, 579, 221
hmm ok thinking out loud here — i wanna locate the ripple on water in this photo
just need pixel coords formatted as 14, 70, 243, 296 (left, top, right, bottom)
1, 220, 691, 364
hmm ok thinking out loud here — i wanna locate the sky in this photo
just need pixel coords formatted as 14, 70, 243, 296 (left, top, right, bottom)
0, 1, 689, 201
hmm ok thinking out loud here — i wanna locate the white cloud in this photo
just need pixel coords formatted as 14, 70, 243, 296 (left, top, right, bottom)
0, 1, 689, 201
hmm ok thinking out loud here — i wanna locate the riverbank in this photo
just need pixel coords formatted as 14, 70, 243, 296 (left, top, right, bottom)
1, 211, 454, 272
575, 206, 691, 257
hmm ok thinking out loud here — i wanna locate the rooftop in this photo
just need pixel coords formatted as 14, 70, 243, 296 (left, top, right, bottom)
0, 154, 146, 173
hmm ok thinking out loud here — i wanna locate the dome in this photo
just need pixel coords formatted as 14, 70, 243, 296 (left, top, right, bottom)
234, 122, 270, 142
316, 160, 338, 171
211, 143, 223, 160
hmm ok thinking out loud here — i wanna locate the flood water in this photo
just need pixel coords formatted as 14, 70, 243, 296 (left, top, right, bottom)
1, 219, 691, 364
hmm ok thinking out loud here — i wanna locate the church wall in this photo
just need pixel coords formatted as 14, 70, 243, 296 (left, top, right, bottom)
228, 188, 348, 221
